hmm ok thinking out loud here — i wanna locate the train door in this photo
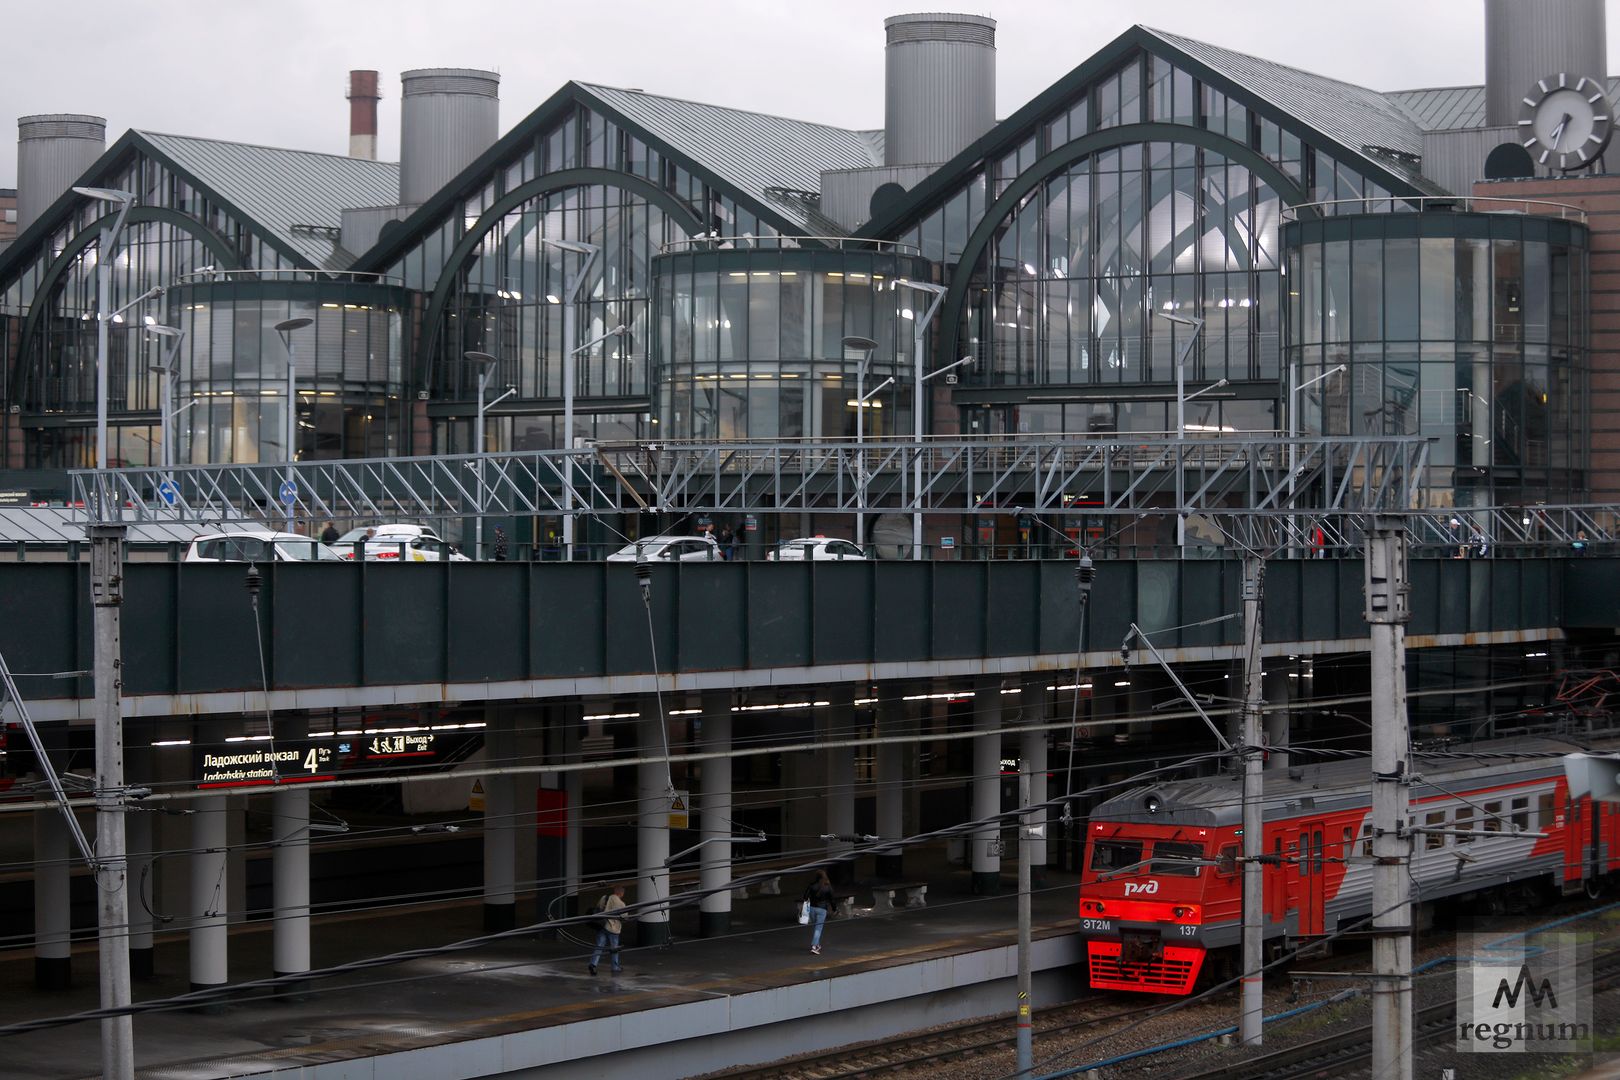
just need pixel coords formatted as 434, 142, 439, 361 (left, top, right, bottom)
1298, 820, 1327, 936
1564, 789, 1586, 889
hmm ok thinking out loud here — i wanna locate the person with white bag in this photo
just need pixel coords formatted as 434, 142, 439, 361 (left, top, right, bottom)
801, 870, 835, 955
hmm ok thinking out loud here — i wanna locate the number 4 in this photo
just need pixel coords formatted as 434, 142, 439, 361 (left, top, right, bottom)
304, 748, 319, 773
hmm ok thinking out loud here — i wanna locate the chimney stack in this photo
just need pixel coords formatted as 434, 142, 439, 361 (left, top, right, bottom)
399, 68, 500, 206
884, 13, 996, 167
347, 70, 381, 161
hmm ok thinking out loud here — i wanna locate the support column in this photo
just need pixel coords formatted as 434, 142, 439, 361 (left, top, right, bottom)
127, 804, 154, 980
1239, 556, 1265, 1047
90, 523, 133, 1079
1020, 677, 1049, 881
699, 689, 732, 936
33, 808, 72, 989
971, 675, 1002, 895
638, 706, 672, 947
824, 686, 857, 885
272, 715, 310, 987
1367, 520, 1413, 1080
1265, 659, 1292, 772
189, 795, 228, 991
562, 703, 584, 915
482, 708, 516, 932
875, 682, 907, 878
513, 713, 542, 923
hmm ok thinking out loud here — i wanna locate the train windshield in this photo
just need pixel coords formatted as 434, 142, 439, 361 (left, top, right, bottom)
1148, 840, 1205, 876
1089, 839, 1144, 872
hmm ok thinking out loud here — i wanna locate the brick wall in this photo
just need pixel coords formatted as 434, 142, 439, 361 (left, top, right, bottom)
1473, 175, 1620, 502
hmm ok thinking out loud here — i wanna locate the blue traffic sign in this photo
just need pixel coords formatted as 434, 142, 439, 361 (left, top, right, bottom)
157, 480, 179, 506
279, 480, 298, 506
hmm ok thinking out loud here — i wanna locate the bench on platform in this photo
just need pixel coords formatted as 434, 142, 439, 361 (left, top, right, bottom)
831, 891, 857, 918
870, 881, 928, 912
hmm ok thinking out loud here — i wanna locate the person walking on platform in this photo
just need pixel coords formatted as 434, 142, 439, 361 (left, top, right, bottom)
802, 870, 835, 955
589, 884, 627, 975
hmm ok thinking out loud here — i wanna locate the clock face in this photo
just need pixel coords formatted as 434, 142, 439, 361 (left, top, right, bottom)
1520, 74, 1613, 172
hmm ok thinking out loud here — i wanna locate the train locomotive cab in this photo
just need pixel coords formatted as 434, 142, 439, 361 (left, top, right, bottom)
1079, 786, 1240, 995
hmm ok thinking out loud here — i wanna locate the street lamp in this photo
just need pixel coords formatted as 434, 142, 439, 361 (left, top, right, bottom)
890, 278, 948, 560
73, 186, 137, 469
1153, 310, 1207, 554
464, 351, 518, 559
540, 237, 601, 559
144, 325, 187, 469
273, 318, 313, 532
841, 334, 879, 547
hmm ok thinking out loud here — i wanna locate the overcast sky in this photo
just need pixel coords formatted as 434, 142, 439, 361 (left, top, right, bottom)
6, 0, 1620, 188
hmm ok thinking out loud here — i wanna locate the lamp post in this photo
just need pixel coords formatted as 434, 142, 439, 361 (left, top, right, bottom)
273, 318, 312, 533
540, 237, 601, 560
1152, 311, 1206, 554
463, 351, 518, 559
890, 279, 948, 560
73, 187, 137, 470
144, 325, 186, 469
841, 335, 879, 547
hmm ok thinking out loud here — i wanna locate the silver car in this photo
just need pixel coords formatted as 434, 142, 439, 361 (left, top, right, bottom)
768, 537, 868, 561
606, 535, 724, 562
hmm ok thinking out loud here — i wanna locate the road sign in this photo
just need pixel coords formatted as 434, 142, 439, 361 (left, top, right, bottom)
157, 480, 179, 506
279, 480, 298, 505
668, 789, 689, 829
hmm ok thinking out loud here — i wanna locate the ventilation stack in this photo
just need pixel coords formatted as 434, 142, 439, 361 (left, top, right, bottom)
347, 70, 381, 161
399, 68, 500, 206
16, 114, 106, 233
1484, 0, 1606, 127
883, 13, 996, 167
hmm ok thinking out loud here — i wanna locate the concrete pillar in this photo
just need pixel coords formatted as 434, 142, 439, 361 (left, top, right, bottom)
823, 686, 858, 885
562, 703, 584, 914
1020, 677, 1050, 876
513, 713, 542, 919
1265, 659, 1292, 771
638, 707, 672, 946
971, 675, 1002, 894
482, 708, 516, 931
190, 795, 228, 990
875, 682, 908, 878
272, 715, 310, 983
33, 808, 72, 989
127, 804, 154, 979
699, 688, 732, 936
153, 722, 192, 935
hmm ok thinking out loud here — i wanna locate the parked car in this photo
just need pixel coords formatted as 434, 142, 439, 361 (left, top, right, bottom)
768, 536, 868, 561
606, 535, 724, 562
332, 524, 470, 562
185, 529, 346, 563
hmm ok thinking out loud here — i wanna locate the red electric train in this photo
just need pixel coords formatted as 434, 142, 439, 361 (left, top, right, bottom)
1077, 736, 1620, 994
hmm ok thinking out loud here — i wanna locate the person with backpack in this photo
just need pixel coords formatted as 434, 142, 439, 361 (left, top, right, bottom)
802, 870, 835, 955
589, 884, 627, 975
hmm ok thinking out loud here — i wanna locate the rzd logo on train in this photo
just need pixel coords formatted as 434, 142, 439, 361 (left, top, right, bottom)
1122, 880, 1159, 896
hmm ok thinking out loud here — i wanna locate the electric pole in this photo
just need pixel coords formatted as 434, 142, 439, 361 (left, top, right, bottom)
1239, 553, 1264, 1046
1365, 517, 1412, 1080
91, 524, 134, 1080
1015, 765, 1033, 1077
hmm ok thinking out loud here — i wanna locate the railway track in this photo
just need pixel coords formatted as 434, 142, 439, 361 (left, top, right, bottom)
703, 997, 1164, 1080
1172, 943, 1620, 1080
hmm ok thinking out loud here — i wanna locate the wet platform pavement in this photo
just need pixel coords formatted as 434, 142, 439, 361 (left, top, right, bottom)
0, 849, 1083, 1079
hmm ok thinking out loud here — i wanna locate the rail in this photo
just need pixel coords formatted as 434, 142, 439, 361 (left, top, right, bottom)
659, 235, 922, 255
1282, 195, 1587, 222
171, 268, 403, 287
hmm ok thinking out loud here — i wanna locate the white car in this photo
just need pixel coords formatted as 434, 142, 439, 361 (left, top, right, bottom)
333, 524, 470, 562
768, 537, 868, 561
606, 535, 724, 562
185, 529, 346, 563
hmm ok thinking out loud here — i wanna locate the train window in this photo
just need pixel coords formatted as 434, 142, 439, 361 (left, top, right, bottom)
1150, 841, 1205, 876
1313, 830, 1325, 874
1511, 797, 1530, 833
1361, 823, 1372, 858
1090, 840, 1143, 872
1216, 844, 1239, 874
1425, 811, 1446, 850
1538, 793, 1555, 830
1483, 801, 1503, 833
1455, 806, 1474, 843
1341, 827, 1354, 861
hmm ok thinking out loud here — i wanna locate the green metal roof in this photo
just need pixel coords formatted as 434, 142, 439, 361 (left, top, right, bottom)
578, 83, 883, 234
1386, 77, 1620, 132
138, 132, 399, 269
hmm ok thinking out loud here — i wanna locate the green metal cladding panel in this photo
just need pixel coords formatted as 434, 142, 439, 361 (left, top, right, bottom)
808, 564, 869, 666
272, 564, 362, 690
676, 563, 747, 672
447, 565, 529, 684
986, 562, 1041, 657
931, 563, 986, 659
531, 564, 607, 676
749, 563, 814, 669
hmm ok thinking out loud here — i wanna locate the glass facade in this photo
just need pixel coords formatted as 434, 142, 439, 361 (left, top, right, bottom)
1284, 212, 1588, 505
653, 245, 932, 440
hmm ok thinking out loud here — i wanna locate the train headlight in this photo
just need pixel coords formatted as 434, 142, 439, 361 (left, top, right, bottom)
1144, 793, 1162, 813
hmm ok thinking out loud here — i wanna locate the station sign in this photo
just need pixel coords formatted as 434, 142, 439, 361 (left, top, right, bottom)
194, 731, 445, 789
668, 789, 690, 829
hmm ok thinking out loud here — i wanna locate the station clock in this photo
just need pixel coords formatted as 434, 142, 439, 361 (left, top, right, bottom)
1519, 73, 1613, 172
